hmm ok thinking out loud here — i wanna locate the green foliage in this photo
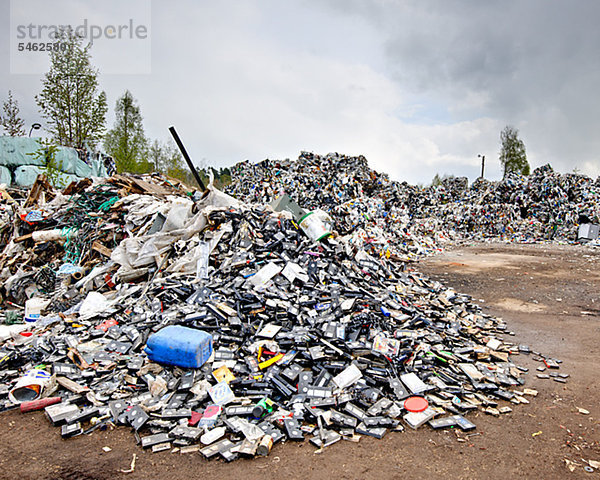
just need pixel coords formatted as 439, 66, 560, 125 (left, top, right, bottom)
431, 173, 455, 187
148, 139, 233, 189
148, 138, 191, 183
499, 125, 530, 178
148, 139, 167, 173
1, 90, 26, 136
104, 90, 150, 173
36, 29, 107, 148
28, 139, 66, 188
207, 167, 232, 189
218, 167, 232, 187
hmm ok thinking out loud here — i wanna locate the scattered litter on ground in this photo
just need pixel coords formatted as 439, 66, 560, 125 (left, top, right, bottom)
0, 150, 578, 462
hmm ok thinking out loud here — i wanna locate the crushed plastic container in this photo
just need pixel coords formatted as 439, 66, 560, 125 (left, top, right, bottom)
8, 369, 53, 403
145, 325, 213, 368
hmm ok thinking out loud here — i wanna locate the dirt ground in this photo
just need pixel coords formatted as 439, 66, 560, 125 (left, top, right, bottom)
1, 242, 599, 480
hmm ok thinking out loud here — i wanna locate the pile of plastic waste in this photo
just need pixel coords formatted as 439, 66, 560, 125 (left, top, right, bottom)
0, 166, 566, 461
227, 152, 600, 244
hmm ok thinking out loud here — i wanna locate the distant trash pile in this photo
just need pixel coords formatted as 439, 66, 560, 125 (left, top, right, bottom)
0, 162, 567, 462
226, 152, 600, 243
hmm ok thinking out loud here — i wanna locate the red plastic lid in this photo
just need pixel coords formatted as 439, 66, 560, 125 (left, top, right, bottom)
403, 396, 428, 413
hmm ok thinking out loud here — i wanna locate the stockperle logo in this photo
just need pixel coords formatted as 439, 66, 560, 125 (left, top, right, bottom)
9, 0, 152, 75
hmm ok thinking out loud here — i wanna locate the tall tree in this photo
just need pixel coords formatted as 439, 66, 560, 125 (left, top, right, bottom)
36, 28, 107, 149
1, 90, 26, 136
499, 125, 530, 177
104, 90, 150, 173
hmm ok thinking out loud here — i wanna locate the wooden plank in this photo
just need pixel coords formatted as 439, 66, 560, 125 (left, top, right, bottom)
91, 241, 112, 257
14, 233, 33, 243
24, 174, 47, 207
63, 178, 92, 196
56, 376, 90, 394
130, 177, 172, 196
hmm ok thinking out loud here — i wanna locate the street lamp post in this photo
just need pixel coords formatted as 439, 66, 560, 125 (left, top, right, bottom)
478, 154, 485, 178
29, 123, 41, 137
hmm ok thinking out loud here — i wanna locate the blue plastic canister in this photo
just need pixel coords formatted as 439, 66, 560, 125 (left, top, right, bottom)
145, 325, 213, 368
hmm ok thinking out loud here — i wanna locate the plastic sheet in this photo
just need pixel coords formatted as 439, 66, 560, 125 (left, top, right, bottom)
0, 166, 11, 185
14, 165, 79, 187
0, 137, 44, 167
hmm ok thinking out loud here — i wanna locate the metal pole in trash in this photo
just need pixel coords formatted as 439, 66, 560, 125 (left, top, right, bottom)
478, 154, 485, 178
168, 126, 206, 191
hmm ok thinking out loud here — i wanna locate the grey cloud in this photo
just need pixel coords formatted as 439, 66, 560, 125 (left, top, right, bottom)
320, 0, 600, 174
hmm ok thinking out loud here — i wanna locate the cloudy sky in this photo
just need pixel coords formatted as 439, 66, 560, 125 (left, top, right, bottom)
1, 0, 599, 184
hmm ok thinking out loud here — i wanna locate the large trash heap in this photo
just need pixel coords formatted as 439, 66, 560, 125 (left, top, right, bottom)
0, 154, 570, 461
227, 152, 600, 244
